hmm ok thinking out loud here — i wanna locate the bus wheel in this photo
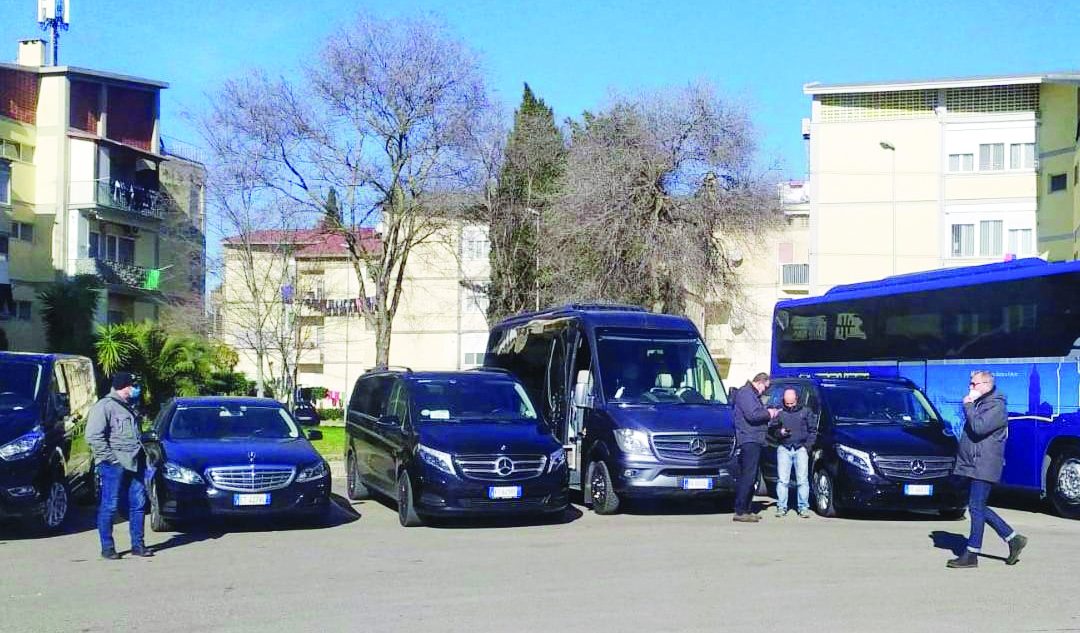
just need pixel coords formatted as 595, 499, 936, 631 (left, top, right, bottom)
587, 460, 620, 515
1049, 447, 1080, 520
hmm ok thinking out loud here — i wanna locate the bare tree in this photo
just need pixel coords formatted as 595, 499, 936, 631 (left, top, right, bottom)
542, 83, 780, 316
200, 13, 492, 367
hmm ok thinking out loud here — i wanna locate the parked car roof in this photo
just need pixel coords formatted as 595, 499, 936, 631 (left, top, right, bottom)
0, 352, 91, 363
172, 396, 284, 408
362, 369, 526, 382
491, 304, 697, 333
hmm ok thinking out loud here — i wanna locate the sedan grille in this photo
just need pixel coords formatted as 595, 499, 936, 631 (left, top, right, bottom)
206, 465, 296, 492
873, 456, 954, 481
453, 454, 547, 481
651, 433, 736, 462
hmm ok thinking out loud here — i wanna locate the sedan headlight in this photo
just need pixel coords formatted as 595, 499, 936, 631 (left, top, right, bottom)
163, 461, 205, 485
0, 426, 44, 461
418, 444, 455, 476
614, 429, 656, 461
548, 447, 567, 473
297, 461, 329, 482
836, 444, 875, 476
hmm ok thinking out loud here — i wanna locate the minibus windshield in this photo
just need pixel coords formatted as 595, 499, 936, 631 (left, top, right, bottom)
596, 331, 727, 405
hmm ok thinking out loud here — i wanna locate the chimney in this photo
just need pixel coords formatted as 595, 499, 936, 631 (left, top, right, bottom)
17, 39, 46, 67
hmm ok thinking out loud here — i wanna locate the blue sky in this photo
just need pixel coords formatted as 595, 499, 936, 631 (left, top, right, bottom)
1, 0, 1079, 178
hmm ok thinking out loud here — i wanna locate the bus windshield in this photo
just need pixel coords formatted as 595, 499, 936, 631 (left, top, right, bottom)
596, 330, 727, 405
821, 384, 940, 425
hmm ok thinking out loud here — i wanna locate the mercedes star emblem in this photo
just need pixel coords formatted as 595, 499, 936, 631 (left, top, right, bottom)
248, 451, 256, 464
911, 459, 926, 475
495, 456, 514, 477
689, 438, 708, 456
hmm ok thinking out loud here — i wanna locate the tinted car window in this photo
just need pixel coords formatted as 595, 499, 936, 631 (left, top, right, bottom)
820, 384, 939, 425
0, 361, 42, 409
169, 405, 300, 439
410, 377, 538, 422
596, 330, 727, 405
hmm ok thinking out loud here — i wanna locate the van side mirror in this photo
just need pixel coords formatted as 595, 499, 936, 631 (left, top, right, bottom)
572, 370, 594, 409
306, 430, 323, 441
728, 387, 738, 403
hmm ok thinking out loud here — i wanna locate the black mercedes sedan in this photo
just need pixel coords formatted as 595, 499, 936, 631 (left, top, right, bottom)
142, 397, 331, 531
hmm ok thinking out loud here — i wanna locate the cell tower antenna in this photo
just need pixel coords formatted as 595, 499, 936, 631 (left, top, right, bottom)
37, 0, 70, 66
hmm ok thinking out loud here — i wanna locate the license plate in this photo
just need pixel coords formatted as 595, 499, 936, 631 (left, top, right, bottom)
488, 486, 522, 500
682, 477, 714, 490
903, 484, 933, 496
233, 493, 271, 506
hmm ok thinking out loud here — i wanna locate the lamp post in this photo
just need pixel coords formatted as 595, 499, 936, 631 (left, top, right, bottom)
880, 141, 897, 275
527, 207, 540, 311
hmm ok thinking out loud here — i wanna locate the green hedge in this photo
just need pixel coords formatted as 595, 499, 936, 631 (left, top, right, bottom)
317, 407, 344, 420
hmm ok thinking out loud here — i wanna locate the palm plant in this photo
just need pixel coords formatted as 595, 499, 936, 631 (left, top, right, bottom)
38, 275, 103, 357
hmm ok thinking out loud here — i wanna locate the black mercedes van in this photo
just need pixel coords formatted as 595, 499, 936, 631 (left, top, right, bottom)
0, 353, 97, 532
485, 304, 737, 514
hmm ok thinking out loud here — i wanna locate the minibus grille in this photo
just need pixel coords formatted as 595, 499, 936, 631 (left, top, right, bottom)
873, 456, 955, 480
453, 454, 548, 481
652, 434, 736, 462
206, 465, 296, 492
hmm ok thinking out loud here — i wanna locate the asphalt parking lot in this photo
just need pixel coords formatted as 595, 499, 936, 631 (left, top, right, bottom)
1, 472, 1077, 633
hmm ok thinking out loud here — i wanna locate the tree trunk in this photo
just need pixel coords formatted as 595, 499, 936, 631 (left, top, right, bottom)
255, 350, 266, 398
375, 313, 392, 367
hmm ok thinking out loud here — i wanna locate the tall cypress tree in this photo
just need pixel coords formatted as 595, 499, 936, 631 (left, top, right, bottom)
488, 84, 565, 321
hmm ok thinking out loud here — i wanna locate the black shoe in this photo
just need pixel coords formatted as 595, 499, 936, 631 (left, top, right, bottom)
946, 551, 978, 569
732, 513, 761, 523
1006, 535, 1027, 566
130, 546, 155, 558
101, 548, 120, 560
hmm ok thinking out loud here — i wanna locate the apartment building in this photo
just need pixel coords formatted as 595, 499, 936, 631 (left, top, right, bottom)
701, 181, 811, 386
0, 39, 205, 349
803, 72, 1080, 295
216, 222, 490, 400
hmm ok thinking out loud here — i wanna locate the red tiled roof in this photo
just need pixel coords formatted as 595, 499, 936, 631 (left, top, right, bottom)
224, 227, 380, 257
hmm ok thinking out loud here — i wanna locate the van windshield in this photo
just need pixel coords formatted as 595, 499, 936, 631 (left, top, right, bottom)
0, 361, 41, 410
411, 379, 539, 423
597, 331, 727, 405
820, 384, 940, 425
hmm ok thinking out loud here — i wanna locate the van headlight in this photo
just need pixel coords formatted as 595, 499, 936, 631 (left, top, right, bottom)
163, 461, 205, 485
297, 461, 329, 482
548, 448, 567, 472
836, 444, 875, 475
418, 444, 456, 475
0, 426, 44, 461
614, 429, 656, 461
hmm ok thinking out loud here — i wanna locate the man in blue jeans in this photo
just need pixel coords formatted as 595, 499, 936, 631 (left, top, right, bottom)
948, 370, 1028, 569
772, 388, 816, 518
86, 371, 153, 559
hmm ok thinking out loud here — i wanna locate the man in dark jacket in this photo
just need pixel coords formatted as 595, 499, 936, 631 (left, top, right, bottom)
732, 372, 778, 522
772, 388, 817, 518
947, 370, 1027, 569
87, 371, 153, 560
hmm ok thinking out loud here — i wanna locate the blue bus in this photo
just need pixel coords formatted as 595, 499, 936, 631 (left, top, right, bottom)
771, 258, 1080, 519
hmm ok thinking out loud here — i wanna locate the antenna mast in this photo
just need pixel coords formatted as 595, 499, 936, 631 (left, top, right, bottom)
37, 0, 70, 66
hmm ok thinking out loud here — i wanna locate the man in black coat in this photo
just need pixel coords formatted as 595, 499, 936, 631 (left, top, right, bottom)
772, 388, 817, 518
732, 372, 778, 523
948, 370, 1028, 569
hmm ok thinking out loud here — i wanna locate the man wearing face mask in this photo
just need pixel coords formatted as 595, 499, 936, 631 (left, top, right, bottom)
87, 371, 153, 559
947, 370, 1027, 569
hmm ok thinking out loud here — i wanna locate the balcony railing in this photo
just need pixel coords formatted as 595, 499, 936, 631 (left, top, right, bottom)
780, 263, 810, 286
96, 180, 165, 220
75, 258, 154, 291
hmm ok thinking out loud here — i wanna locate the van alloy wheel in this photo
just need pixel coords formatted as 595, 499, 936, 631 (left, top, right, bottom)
43, 481, 69, 529
813, 469, 837, 517
590, 467, 607, 506
1056, 458, 1080, 502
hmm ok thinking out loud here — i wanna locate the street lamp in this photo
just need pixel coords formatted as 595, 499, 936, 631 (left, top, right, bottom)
527, 207, 541, 311
880, 141, 897, 275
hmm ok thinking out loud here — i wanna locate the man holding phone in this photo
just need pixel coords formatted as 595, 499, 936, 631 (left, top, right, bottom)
732, 372, 779, 523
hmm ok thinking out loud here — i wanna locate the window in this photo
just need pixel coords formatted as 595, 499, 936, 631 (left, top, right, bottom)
1050, 173, 1067, 193
0, 140, 25, 162
979, 220, 1003, 257
948, 153, 974, 172
463, 352, 485, 367
461, 225, 489, 262
89, 231, 100, 259
1008, 229, 1033, 256
101, 235, 135, 263
15, 301, 31, 321
950, 224, 974, 257
107, 310, 126, 325
12, 221, 33, 242
1010, 143, 1035, 169
461, 288, 488, 315
0, 162, 9, 205
979, 143, 1004, 171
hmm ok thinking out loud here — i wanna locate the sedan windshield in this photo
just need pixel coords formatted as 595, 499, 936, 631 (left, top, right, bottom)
411, 379, 538, 423
596, 331, 727, 405
169, 406, 300, 440
821, 384, 940, 425
0, 361, 41, 410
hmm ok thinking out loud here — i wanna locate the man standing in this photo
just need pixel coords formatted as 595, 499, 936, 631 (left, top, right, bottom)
947, 370, 1027, 569
87, 372, 153, 559
732, 372, 778, 523
773, 387, 816, 518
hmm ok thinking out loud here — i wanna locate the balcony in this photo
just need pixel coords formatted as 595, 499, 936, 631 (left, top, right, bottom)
75, 258, 156, 293
779, 263, 810, 290
95, 180, 165, 220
